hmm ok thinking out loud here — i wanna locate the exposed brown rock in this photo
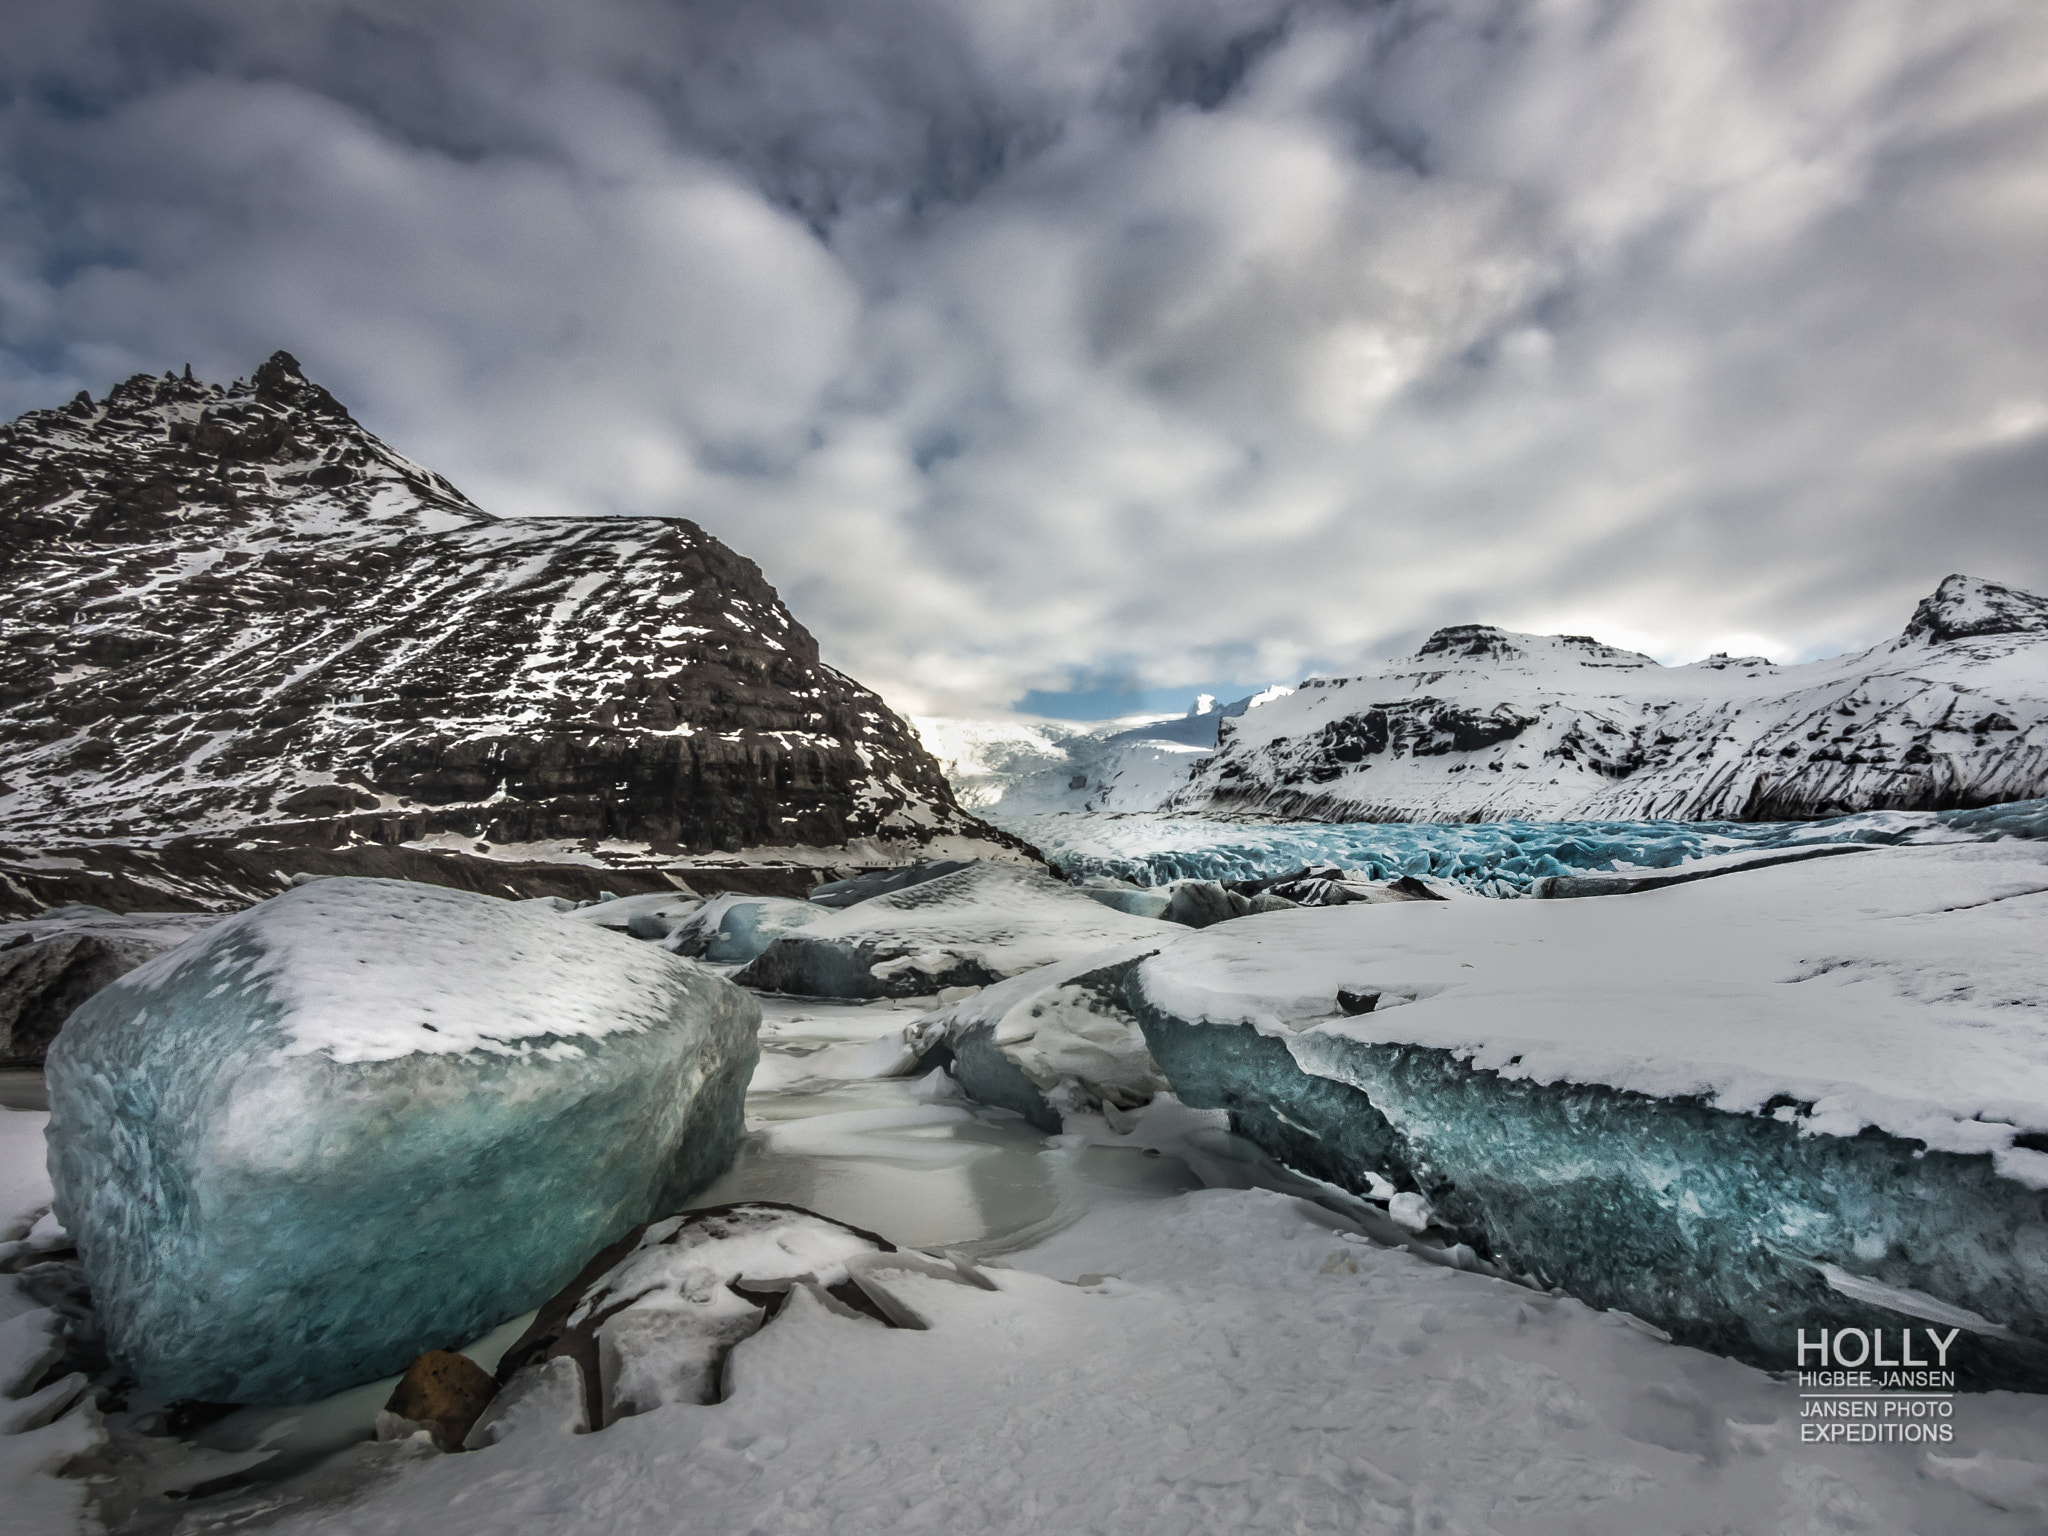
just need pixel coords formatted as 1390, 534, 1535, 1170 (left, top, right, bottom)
380, 1349, 500, 1453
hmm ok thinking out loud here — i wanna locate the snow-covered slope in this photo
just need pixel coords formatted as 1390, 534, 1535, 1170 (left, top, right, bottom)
1167, 576, 2048, 822
0, 355, 1012, 889
918, 688, 1292, 819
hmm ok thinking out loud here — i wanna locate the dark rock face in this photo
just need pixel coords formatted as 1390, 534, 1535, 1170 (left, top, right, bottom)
1903, 573, 2048, 646
0, 933, 158, 1066
0, 354, 1013, 893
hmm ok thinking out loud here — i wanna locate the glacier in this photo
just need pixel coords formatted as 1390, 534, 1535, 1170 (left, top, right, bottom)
1008, 794, 2048, 895
1125, 840, 2048, 1388
42, 878, 759, 1404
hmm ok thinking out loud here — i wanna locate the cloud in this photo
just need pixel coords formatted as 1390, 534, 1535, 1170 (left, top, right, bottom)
4, 0, 2046, 714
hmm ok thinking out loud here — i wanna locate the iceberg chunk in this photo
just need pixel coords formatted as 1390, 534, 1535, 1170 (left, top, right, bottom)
43, 877, 759, 1405
908, 941, 1182, 1131
732, 863, 1176, 998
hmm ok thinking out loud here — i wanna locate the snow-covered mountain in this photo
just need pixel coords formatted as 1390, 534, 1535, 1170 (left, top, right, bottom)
1164, 575, 2048, 823
0, 354, 1015, 904
917, 688, 1292, 820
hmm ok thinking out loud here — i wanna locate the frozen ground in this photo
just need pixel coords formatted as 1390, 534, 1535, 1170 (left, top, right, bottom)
5, 987, 2048, 1532
1007, 795, 2048, 894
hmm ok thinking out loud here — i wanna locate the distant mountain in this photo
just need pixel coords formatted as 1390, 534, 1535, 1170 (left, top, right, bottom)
1164, 575, 2048, 823
0, 353, 1020, 911
917, 688, 1293, 820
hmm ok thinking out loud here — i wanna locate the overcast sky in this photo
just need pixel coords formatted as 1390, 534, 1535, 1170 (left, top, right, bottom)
5, 1, 2046, 717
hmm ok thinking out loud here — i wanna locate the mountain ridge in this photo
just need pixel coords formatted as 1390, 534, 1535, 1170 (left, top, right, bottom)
0, 352, 1021, 911
1162, 574, 2048, 823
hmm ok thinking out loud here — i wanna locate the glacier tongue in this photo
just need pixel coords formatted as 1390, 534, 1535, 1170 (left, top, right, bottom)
43, 878, 760, 1404
1007, 795, 2048, 895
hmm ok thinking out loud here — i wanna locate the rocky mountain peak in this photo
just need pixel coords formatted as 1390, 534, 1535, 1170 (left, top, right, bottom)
1, 354, 1018, 910
1903, 574, 2048, 646
1413, 625, 1522, 663
1412, 624, 1654, 669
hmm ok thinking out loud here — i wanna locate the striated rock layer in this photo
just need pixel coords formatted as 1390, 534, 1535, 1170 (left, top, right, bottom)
0, 354, 1017, 905
1168, 575, 2048, 823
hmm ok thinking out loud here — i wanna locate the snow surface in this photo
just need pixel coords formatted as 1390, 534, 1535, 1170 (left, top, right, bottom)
105, 879, 710, 1063
1132, 839, 2048, 1177
10, 993, 2048, 1531
61, 1189, 2048, 1535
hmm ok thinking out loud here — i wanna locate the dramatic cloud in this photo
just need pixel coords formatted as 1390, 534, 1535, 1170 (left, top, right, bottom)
5, 0, 2046, 714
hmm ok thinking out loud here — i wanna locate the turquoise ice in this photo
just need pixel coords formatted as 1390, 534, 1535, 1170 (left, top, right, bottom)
44, 878, 759, 1404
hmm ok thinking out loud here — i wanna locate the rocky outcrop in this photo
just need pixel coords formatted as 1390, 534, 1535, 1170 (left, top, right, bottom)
0, 932, 157, 1066
0, 354, 1022, 908
1166, 575, 2048, 823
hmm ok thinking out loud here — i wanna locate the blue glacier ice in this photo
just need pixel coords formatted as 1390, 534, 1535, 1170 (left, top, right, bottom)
1004, 795, 2048, 896
43, 878, 759, 1405
1123, 840, 2048, 1389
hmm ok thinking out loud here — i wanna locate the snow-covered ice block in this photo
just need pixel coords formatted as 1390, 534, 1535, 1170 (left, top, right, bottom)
1130, 843, 2048, 1386
909, 942, 1183, 1131
44, 878, 760, 1405
1074, 880, 1172, 920
732, 863, 1179, 998
806, 860, 974, 909
565, 891, 704, 939
668, 894, 831, 965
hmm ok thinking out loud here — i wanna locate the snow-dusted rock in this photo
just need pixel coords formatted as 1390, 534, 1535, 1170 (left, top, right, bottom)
489, 1203, 917, 1431
565, 891, 704, 940
0, 909, 221, 1066
1129, 840, 2048, 1384
733, 863, 1180, 998
667, 893, 832, 965
0, 354, 1015, 899
909, 943, 1182, 1131
43, 878, 759, 1404
1166, 574, 2048, 823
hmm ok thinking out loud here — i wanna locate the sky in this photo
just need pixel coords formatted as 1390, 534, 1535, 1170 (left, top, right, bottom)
3, 0, 2046, 720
